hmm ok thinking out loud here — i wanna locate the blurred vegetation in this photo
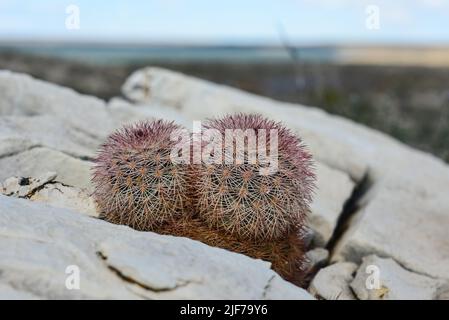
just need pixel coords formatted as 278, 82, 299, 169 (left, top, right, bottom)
1, 51, 448, 162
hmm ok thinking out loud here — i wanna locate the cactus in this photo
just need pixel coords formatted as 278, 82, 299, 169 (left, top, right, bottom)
193, 113, 315, 241
91, 115, 315, 286
92, 120, 192, 231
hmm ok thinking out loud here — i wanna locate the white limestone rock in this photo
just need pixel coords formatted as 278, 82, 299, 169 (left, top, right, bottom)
1, 173, 96, 217
0, 71, 194, 161
308, 262, 358, 300
0, 147, 92, 190
0, 138, 36, 160
0, 70, 114, 140
0, 284, 39, 300
1, 172, 57, 198
1, 68, 448, 299
310, 163, 354, 246
107, 97, 191, 129
0, 195, 313, 300
350, 255, 442, 300
331, 167, 449, 280
30, 182, 97, 217
0, 115, 99, 159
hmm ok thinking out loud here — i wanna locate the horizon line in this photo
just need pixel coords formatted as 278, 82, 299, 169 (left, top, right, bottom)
1, 38, 449, 49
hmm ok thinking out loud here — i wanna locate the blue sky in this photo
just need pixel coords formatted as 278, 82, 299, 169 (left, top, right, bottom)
0, 0, 448, 45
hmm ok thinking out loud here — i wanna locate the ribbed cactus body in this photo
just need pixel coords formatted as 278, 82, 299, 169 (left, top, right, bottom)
92, 120, 191, 230
194, 114, 315, 241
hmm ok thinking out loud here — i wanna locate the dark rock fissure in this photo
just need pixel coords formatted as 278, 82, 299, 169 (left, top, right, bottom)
326, 170, 373, 254
0, 144, 94, 162
24, 180, 67, 199
262, 274, 276, 299
96, 251, 191, 293
0, 144, 43, 160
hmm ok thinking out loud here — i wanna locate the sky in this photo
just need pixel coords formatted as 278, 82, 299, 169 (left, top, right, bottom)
0, 0, 448, 45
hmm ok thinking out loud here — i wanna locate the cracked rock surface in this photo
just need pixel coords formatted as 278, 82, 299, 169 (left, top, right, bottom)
0, 195, 312, 299
29, 182, 97, 217
0, 68, 448, 299
1, 173, 97, 217
350, 255, 443, 300
1, 172, 57, 198
0, 147, 92, 190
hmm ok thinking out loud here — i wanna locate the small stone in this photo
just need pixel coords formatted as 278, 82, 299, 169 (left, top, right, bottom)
306, 248, 329, 270
1, 172, 57, 198
308, 262, 357, 300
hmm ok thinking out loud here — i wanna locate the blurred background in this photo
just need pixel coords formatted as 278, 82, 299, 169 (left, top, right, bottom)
1, 0, 448, 162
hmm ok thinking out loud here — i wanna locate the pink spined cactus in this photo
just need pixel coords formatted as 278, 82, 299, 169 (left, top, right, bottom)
91, 120, 192, 231
193, 113, 316, 241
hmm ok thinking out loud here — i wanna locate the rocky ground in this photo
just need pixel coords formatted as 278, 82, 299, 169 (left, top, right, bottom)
0, 67, 448, 299
3, 51, 449, 164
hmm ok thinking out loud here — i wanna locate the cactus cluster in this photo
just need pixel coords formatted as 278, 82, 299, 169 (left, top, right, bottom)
92, 114, 315, 286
